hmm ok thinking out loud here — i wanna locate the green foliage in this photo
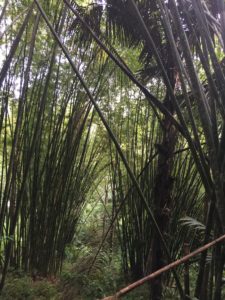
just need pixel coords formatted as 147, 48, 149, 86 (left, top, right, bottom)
32, 281, 58, 300
61, 243, 121, 299
60, 257, 150, 299
0, 273, 58, 300
180, 216, 207, 237
0, 276, 33, 300
122, 286, 149, 300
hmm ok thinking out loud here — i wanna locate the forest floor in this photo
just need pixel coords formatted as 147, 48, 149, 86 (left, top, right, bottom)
0, 270, 151, 300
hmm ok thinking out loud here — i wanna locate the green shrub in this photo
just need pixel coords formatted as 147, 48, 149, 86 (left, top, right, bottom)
0, 273, 58, 300
33, 280, 58, 299
0, 276, 33, 300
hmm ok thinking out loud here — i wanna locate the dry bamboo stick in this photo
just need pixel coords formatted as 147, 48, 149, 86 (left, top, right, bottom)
102, 233, 225, 299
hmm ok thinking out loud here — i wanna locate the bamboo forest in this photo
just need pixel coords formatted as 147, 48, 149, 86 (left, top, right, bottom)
1, 0, 225, 299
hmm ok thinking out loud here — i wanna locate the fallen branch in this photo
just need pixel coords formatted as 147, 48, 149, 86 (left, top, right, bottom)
102, 233, 225, 299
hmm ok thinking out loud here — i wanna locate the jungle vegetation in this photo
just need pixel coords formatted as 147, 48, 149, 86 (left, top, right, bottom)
0, 0, 225, 299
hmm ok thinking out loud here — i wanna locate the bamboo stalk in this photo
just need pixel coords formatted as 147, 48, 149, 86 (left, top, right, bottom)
0, 2, 35, 89
102, 233, 225, 300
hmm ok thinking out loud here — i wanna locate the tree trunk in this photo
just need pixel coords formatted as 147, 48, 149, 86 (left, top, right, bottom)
149, 51, 177, 300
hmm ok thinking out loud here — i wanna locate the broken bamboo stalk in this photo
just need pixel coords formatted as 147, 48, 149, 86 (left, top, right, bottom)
102, 233, 225, 299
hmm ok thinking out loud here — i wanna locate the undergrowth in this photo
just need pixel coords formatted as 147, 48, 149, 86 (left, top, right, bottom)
0, 271, 59, 300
